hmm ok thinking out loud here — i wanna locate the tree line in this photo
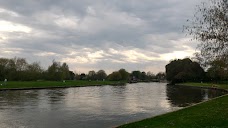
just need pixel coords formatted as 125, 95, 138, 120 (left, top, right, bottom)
0, 57, 74, 81
0, 57, 165, 82
73, 69, 165, 82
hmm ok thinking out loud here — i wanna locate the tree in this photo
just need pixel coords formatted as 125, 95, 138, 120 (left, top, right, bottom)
131, 71, 141, 80
141, 71, 147, 80
118, 69, 129, 80
47, 61, 63, 81
147, 71, 156, 81
166, 58, 205, 84
14, 57, 27, 71
15, 58, 29, 80
87, 70, 96, 80
156, 72, 166, 80
108, 71, 122, 81
25, 62, 43, 81
0, 58, 9, 80
96, 70, 107, 80
61, 62, 70, 80
69, 71, 75, 80
74, 72, 81, 80
80, 73, 86, 80
185, 0, 228, 65
4, 59, 14, 80
207, 57, 228, 81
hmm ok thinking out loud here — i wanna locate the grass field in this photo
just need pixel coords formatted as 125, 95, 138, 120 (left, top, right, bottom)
0, 80, 126, 90
117, 82, 228, 128
179, 82, 228, 90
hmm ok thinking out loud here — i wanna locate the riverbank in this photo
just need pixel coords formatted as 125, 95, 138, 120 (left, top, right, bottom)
177, 82, 228, 90
0, 80, 126, 91
117, 83, 228, 128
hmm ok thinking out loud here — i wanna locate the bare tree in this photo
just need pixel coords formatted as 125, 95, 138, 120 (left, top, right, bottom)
185, 0, 228, 65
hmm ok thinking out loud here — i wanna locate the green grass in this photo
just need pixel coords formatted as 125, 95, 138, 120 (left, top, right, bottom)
178, 82, 228, 90
0, 80, 126, 90
118, 94, 228, 128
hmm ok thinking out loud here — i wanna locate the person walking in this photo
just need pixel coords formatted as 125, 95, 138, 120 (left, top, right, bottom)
4, 79, 7, 86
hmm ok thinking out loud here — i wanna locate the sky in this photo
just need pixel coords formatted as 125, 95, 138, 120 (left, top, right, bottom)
0, 0, 202, 74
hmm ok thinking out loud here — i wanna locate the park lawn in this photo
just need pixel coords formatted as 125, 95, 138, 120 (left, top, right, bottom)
118, 94, 228, 128
179, 82, 228, 90
0, 80, 126, 90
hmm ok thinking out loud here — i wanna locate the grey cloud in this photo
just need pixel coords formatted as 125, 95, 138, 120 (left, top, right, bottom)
0, 0, 200, 73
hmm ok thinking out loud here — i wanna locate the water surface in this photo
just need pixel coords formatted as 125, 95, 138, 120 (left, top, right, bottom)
0, 83, 226, 128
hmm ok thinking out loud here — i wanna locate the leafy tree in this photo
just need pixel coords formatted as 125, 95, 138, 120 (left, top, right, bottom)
47, 61, 71, 81
156, 72, 166, 80
146, 71, 156, 81
0, 58, 9, 80
131, 71, 141, 80
61, 62, 70, 80
74, 72, 81, 80
87, 70, 96, 80
166, 58, 205, 84
118, 69, 129, 80
80, 73, 86, 80
207, 58, 228, 81
96, 70, 107, 80
69, 71, 75, 80
14, 57, 27, 71
141, 71, 147, 80
6, 57, 28, 80
108, 71, 122, 81
47, 61, 63, 81
24, 62, 43, 81
185, 0, 228, 65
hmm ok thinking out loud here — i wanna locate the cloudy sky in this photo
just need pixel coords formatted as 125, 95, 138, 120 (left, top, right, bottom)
0, 0, 202, 74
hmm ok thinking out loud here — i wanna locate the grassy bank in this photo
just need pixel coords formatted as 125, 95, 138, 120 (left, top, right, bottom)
118, 94, 228, 128
0, 80, 126, 90
117, 82, 228, 128
178, 82, 228, 90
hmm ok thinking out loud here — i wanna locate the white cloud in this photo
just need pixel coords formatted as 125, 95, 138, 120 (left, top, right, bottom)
87, 50, 105, 59
0, 33, 8, 41
120, 49, 159, 63
0, 47, 23, 55
54, 16, 79, 29
160, 51, 194, 61
61, 57, 90, 64
0, 20, 31, 33
34, 52, 59, 57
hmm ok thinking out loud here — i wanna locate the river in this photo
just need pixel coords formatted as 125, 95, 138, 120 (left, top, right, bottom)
0, 82, 226, 128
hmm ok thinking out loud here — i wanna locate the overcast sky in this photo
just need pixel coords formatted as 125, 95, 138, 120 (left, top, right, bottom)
0, 0, 202, 74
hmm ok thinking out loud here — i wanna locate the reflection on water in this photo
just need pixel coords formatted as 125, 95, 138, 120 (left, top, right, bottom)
0, 83, 226, 128
166, 85, 226, 107
0, 90, 39, 109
